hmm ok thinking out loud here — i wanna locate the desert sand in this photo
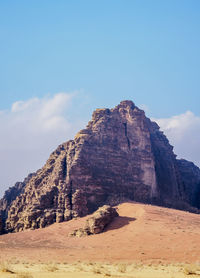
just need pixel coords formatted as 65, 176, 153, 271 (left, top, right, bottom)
0, 202, 200, 277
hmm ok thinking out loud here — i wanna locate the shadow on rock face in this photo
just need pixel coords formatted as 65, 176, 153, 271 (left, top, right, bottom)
105, 216, 136, 232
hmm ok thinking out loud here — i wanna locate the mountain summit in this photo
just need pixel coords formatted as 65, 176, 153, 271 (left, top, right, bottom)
0, 100, 200, 234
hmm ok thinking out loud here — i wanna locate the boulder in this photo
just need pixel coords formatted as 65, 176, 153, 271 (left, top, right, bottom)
69, 205, 118, 237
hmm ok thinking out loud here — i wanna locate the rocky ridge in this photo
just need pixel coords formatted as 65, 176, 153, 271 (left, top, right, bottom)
0, 100, 200, 234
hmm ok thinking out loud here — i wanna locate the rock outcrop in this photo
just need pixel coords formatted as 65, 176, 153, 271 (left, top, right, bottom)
177, 159, 200, 209
0, 173, 35, 232
69, 205, 118, 237
0, 100, 200, 234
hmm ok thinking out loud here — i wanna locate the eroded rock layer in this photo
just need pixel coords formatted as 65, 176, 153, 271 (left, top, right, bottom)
0, 100, 199, 234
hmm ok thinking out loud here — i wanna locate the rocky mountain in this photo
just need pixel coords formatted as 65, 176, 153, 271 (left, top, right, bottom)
0, 100, 200, 234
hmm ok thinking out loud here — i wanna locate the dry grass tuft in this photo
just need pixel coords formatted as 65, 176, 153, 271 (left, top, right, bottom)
16, 273, 33, 278
43, 263, 59, 272
92, 265, 103, 274
75, 264, 84, 271
102, 270, 111, 276
117, 263, 127, 273
0, 262, 15, 273
183, 264, 200, 275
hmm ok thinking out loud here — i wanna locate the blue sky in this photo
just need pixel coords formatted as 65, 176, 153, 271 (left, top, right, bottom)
0, 1, 200, 195
1, 0, 200, 117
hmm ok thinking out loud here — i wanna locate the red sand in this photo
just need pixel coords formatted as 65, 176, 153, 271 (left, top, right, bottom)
0, 202, 199, 264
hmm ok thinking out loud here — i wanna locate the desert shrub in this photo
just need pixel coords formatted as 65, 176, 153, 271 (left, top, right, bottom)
75, 264, 84, 271
16, 273, 33, 278
117, 263, 127, 273
102, 270, 111, 276
183, 264, 200, 275
43, 263, 59, 272
92, 265, 102, 274
87, 261, 94, 266
0, 262, 14, 273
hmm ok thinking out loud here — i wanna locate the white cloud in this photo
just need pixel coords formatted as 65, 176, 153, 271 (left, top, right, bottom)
0, 92, 87, 197
152, 111, 200, 168
11, 98, 39, 112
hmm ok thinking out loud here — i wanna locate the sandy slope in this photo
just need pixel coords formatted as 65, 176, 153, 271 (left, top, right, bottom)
0, 202, 199, 265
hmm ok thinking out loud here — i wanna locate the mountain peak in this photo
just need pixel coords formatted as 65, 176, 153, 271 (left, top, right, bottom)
117, 100, 135, 109
0, 100, 199, 234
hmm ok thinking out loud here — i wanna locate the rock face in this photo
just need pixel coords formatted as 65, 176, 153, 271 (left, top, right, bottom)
0, 100, 200, 234
177, 159, 200, 209
70, 205, 118, 237
0, 173, 35, 232
0, 216, 2, 234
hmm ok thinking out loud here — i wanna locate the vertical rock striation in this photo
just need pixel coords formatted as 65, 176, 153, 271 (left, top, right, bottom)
0, 100, 199, 234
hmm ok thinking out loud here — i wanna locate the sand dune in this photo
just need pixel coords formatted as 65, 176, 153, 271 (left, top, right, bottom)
0, 202, 199, 264
0, 202, 200, 277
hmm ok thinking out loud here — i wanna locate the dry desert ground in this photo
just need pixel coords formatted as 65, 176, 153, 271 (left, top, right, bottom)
0, 202, 200, 277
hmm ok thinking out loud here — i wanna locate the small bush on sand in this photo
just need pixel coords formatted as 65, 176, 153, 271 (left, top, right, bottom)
43, 263, 59, 272
75, 264, 84, 271
0, 262, 14, 273
117, 263, 127, 273
92, 265, 102, 274
183, 264, 200, 275
16, 273, 33, 278
102, 270, 111, 276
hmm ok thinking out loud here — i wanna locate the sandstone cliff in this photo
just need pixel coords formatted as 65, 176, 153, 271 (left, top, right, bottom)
177, 159, 200, 209
0, 100, 199, 234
